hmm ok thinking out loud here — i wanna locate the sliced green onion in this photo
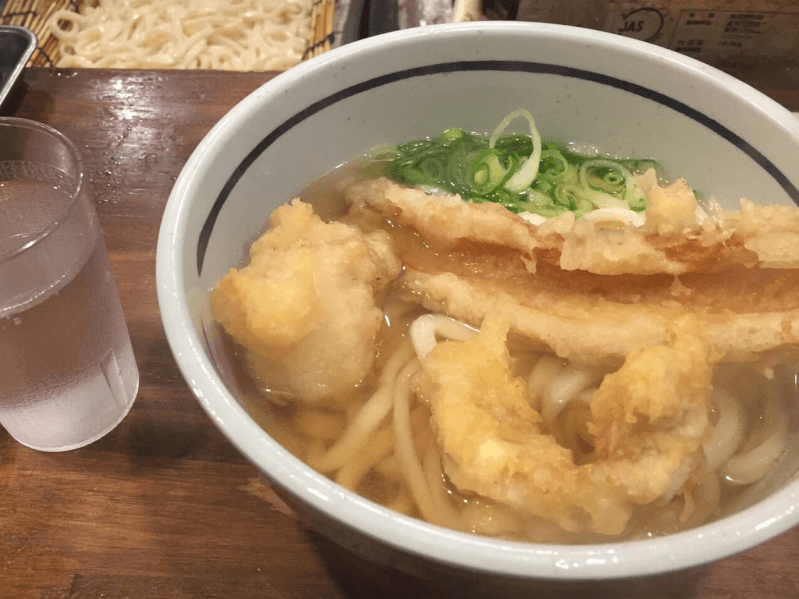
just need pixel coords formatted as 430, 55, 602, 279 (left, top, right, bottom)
578, 159, 647, 210
374, 109, 681, 222
538, 148, 570, 182
469, 150, 512, 194
489, 109, 542, 193
580, 187, 630, 210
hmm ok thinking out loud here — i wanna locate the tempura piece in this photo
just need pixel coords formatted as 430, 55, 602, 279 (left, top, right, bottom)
346, 176, 542, 260
345, 178, 799, 365
346, 176, 799, 275
736, 198, 799, 268
637, 169, 703, 234
419, 315, 714, 535
401, 265, 799, 367
211, 200, 402, 404
345, 177, 631, 274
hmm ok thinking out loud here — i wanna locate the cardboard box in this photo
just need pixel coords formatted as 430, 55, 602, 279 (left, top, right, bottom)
516, 0, 799, 67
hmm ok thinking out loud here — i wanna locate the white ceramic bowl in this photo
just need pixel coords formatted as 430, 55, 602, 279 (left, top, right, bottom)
156, 21, 799, 581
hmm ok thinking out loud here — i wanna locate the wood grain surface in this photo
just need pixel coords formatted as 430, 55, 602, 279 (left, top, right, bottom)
1, 67, 799, 599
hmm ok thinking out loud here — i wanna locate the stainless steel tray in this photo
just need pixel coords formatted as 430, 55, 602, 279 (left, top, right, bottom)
0, 25, 36, 108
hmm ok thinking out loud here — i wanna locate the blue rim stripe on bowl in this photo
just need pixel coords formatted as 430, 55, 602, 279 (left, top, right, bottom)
196, 59, 799, 275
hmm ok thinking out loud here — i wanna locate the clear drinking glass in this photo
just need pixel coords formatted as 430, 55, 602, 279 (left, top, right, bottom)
0, 117, 139, 451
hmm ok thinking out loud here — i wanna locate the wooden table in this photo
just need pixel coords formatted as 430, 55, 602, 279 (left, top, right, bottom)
2, 67, 799, 599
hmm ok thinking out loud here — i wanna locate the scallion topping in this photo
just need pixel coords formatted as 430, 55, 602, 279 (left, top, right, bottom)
377, 109, 665, 220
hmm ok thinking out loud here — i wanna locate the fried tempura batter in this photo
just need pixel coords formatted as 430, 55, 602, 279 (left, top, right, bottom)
209, 165, 799, 541
344, 178, 799, 365
346, 176, 799, 275
401, 266, 799, 366
419, 315, 714, 536
211, 200, 401, 404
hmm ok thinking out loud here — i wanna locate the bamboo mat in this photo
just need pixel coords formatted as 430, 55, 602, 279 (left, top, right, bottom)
1, 0, 480, 68
0, 0, 79, 66
304, 0, 336, 60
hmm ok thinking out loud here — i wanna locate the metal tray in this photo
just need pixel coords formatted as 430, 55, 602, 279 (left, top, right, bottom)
0, 25, 36, 108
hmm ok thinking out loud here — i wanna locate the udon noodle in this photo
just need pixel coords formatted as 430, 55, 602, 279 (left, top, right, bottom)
246, 306, 791, 542
48, 0, 312, 70
212, 155, 799, 544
